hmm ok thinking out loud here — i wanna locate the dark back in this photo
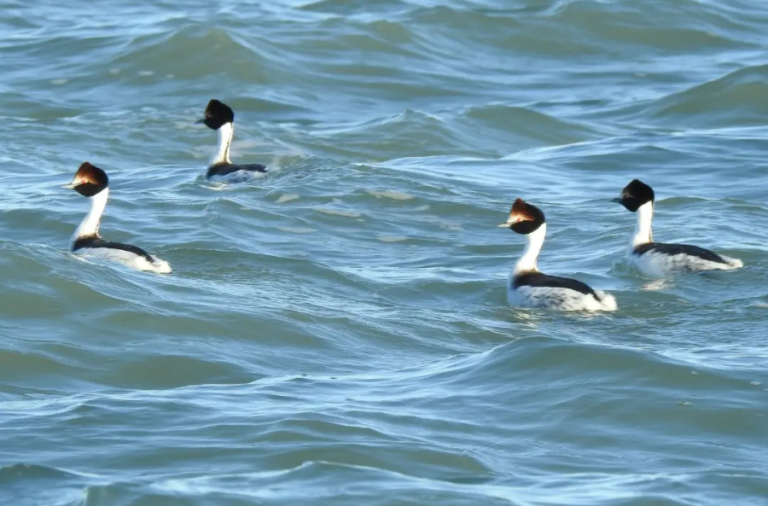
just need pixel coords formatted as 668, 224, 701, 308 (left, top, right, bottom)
633, 242, 726, 264
207, 163, 267, 178
513, 271, 600, 299
73, 236, 153, 262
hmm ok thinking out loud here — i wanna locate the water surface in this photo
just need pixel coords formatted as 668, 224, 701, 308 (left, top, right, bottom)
1, 1, 767, 504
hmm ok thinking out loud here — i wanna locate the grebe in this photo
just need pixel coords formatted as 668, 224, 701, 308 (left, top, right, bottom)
500, 198, 617, 311
197, 99, 267, 181
64, 162, 171, 274
614, 179, 742, 277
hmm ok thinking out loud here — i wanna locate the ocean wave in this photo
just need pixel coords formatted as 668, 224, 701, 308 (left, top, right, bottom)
3, 0, 768, 504
639, 64, 768, 128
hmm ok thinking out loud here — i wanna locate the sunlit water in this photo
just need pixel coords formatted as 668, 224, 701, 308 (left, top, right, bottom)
1, 1, 767, 504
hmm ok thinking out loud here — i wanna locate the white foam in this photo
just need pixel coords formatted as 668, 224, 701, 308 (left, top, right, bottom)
367, 189, 414, 201
277, 194, 299, 204
278, 227, 316, 234
314, 207, 361, 218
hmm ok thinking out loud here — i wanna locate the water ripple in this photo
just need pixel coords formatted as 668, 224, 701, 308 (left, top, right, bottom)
1, 0, 768, 504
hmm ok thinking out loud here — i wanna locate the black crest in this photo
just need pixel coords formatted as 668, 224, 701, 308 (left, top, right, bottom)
615, 179, 654, 212
72, 162, 109, 197
200, 99, 235, 130
506, 198, 546, 235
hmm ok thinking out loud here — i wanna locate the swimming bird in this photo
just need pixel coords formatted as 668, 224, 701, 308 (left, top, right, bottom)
197, 99, 267, 180
64, 162, 171, 274
499, 198, 617, 311
614, 179, 742, 277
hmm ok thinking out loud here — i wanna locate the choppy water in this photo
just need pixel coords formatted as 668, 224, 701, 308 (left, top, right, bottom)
2, 0, 768, 504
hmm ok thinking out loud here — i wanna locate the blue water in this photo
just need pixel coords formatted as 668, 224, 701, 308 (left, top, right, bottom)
1, 1, 767, 504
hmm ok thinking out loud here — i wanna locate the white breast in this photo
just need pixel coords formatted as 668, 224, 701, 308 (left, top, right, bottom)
507, 284, 617, 312
75, 247, 172, 274
629, 250, 742, 278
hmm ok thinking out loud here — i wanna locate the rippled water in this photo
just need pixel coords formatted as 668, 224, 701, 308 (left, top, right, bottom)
2, 0, 768, 504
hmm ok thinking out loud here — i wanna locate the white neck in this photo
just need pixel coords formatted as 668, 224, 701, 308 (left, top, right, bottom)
211, 122, 233, 166
514, 223, 546, 275
70, 188, 109, 246
631, 201, 653, 248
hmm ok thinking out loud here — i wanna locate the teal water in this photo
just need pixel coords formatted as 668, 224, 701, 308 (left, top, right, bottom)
2, 0, 768, 504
